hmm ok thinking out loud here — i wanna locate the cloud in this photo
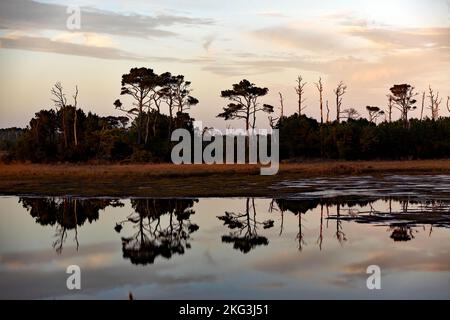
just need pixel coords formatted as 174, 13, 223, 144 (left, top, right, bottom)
51, 32, 118, 48
255, 11, 288, 18
203, 34, 215, 51
347, 27, 450, 50
0, 0, 214, 39
0, 35, 146, 61
0, 34, 215, 64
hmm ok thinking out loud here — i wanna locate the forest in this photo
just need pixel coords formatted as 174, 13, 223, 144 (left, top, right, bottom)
1, 67, 449, 163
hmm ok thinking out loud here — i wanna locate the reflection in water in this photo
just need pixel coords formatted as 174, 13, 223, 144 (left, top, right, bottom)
218, 198, 274, 253
18, 196, 450, 260
20, 197, 123, 253
115, 199, 199, 265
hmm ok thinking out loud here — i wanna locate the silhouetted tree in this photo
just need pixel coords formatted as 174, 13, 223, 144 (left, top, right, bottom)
51, 82, 79, 148
428, 86, 442, 121
295, 76, 307, 116
218, 198, 273, 253
20, 197, 123, 253
389, 84, 417, 127
217, 79, 274, 130
334, 81, 347, 123
315, 78, 324, 124
341, 108, 360, 120
116, 199, 199, 265
366, 106, 384, 123
114, 68, 159, 144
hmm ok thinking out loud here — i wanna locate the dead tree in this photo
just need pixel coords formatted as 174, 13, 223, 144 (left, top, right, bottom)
315, 77, 324, 124
420, 91, 425, 120
295, 76, 307, 116
342, 108, 360, 120
51, 82, 68, 148
279, 92, 284, 118
447, 96, 450, 113
268, 92, 284, 128
387, 95, 393, 122
334, 81, 347, 123
428, 86, 442, 120
72, 86, 79, 147
326, 100, 330, 123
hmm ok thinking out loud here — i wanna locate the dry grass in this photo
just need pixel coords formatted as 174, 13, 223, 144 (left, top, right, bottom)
0, 160, 449, 197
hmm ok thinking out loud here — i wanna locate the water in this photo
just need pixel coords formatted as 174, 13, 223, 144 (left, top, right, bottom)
0, 175, 449, 299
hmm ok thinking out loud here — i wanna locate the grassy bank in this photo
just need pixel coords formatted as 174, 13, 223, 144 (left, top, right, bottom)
0, 160, 449, 197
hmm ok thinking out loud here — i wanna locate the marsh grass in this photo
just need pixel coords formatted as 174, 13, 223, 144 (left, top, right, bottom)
1, 160, 449, 197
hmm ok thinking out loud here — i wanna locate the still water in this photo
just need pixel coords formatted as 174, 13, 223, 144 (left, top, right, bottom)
0, 175, 449, 299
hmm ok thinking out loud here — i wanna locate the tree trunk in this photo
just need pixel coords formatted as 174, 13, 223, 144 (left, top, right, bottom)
62, 108, 68, 148
145, 112, 150, 145
420, 92, 425, 120
319, 92, 323, 124
73, 108, 78, 147
336, 95, 340, 123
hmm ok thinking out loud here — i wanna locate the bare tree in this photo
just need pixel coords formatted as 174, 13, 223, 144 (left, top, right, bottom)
387, 95, 393, 122
51, 82, 68, 148
51, 82, 79, 148
420, 91, 425, 120
334, 81, 347, 123
295, 76, 307, 116
326, 100, 330, 123
447, 96, 450, 114
268, 92, 284, 129
279, 92, 284, 119
72, 86, 78, 147
342, 108, 360, 120
315, 77, 324, 124
428, 86, 442, 121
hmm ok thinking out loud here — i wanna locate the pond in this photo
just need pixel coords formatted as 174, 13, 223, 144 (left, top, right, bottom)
0, 175, 449, 299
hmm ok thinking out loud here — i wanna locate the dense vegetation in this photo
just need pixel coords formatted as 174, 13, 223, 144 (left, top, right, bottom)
278, 115, 450, 160
1, 68, 449, 162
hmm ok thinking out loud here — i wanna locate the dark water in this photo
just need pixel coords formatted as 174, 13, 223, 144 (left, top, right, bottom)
0, 175, 449, 299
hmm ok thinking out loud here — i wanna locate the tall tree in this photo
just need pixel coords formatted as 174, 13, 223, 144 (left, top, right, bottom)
315, 78, 324, 124
420, 91, 425, 120
51, 82, 79, 148
51, 82, 68, 148
295, 76, 307, 116
389, 84, 417, 127
326, 100, 330, 123
72, 86, 79, 147
158, 73, 199, 136
428, 86, 442, 121
217, 79, 274, 130
387, 95, 393, 123
333, 81, 347, 123
114, 67, 159, 144
447, 96, 450, 114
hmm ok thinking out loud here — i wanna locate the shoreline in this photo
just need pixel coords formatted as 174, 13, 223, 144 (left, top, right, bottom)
1, 160, 449, 197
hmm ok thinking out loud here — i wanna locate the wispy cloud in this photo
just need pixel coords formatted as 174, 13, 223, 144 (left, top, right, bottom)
0, 35, 146, 61
0, 0, 214, 38
255, 11, 288, 18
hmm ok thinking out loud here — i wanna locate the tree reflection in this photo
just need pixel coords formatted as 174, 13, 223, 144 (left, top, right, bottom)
389, 224, 415, 242
20, 197, 123, 253
218, 198, 274, 253
115, 199, 199, 265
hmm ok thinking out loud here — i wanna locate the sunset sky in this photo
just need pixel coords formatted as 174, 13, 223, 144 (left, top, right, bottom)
0, 0, 449, 129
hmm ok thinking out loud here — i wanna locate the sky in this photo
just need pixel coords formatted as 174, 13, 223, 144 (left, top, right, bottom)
0, 0, 449, 129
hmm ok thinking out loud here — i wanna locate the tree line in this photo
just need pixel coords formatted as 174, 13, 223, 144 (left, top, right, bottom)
1, 67, 449, 162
